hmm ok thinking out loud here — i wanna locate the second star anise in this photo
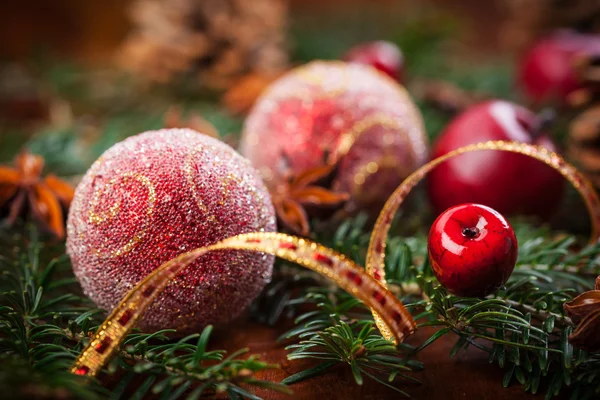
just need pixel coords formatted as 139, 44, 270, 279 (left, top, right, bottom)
271, 162, 349, 236
563, 276, 600, 352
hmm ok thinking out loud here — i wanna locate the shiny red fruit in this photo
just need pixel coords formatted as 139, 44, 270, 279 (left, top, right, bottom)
428, 203, 518, 297
518, 30, 600, 104
343, 41, 404, 82
427, 100, 564, 219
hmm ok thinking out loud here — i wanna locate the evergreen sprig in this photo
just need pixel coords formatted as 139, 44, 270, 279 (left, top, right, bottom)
283, 320, 421, 397
0, 227, 289, 399
278, 288, 421, 396
280, 216, 600, 399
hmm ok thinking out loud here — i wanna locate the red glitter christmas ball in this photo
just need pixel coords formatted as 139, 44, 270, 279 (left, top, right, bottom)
240, 61, 428, 214
428, 203, 518, 297
67, 129, 276, 334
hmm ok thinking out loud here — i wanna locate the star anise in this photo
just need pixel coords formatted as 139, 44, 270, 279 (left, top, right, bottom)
0, 151, 74, 238
563, 276, 600, 351
271, 162, 349, 236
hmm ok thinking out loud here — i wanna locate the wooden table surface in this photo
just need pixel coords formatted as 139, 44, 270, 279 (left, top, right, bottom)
213, 320, 550, 400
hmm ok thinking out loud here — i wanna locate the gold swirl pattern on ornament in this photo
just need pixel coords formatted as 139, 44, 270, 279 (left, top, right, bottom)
71, 232, 416, 377
365, 140, 600, 341
72, 140, 600, 378
350, 154, 410, 205
184, 144, 219, 224
88, 172, 156, 258
186, 145, 268, 225
332, 113, 410, 162
331, 112, 416, 203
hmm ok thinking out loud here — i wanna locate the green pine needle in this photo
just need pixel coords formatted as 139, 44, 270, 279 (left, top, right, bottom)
0, 227, 289, 399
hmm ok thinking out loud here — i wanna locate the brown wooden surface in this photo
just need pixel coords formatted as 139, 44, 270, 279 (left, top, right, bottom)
212, 320, 552, 400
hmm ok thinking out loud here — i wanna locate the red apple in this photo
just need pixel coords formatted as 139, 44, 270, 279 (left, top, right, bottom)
343, 41, 404, 82
428, 203, 518, 297
518, 30, 600, 105
427, 100, 564, 219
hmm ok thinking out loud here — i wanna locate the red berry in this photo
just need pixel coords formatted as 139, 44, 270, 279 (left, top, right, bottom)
427, 100, 564, 219
343, 41, 404, 82
518, 30, 600, 104
428, 203, 518, 297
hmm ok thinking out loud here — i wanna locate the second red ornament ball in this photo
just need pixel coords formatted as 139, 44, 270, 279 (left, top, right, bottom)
67, 129, 276, 334
427, 100, 564, 219
518, 30, 600, 105
240, 61, 428, 214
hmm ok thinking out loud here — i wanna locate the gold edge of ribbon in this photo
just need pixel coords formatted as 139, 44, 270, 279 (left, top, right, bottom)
365, 140, 600, 339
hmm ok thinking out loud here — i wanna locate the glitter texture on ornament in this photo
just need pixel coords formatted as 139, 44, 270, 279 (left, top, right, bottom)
67, 129, 276, 334
240, 61, 428, 213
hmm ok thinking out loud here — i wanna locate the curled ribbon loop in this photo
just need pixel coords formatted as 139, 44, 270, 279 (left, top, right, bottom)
365, 140, 600, 340
72, 140, 600, 377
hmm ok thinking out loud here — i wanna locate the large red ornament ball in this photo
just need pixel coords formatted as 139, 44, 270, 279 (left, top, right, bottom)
427, 100, 564, 219
240, 61, 428, 213
518, 30, 600, 105
67, 129, 276, 334
428, 203, 518, 297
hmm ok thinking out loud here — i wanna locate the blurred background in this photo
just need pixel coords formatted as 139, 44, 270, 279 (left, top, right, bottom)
0, 0, 509, 62
0, 0, 599, 175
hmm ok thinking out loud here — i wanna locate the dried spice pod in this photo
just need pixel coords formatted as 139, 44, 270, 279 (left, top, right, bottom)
270, 162, 349, 236
563, 246, 600, 352
564, 288, 600, 351
0, 152, 74, 238
567, 105, 600, 187
117, 0, 288, 90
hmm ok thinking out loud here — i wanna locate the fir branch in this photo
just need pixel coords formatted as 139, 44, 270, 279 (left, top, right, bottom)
0, 227, 290, 399
286, 218, 600, 398
115, 327, 291, 399
502, 299, 573, 327
278, 286, 421, 393
283, 317, 421, 396
407, 226, 600, 399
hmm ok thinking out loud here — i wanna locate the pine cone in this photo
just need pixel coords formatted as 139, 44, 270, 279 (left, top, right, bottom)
117, 0, 289, 90
500, 0, 600, 53
568, 53, 600, 107
568, 105, 600, 187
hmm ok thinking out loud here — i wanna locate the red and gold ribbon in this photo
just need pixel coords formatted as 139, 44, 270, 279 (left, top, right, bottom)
71, 140, 600, 377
